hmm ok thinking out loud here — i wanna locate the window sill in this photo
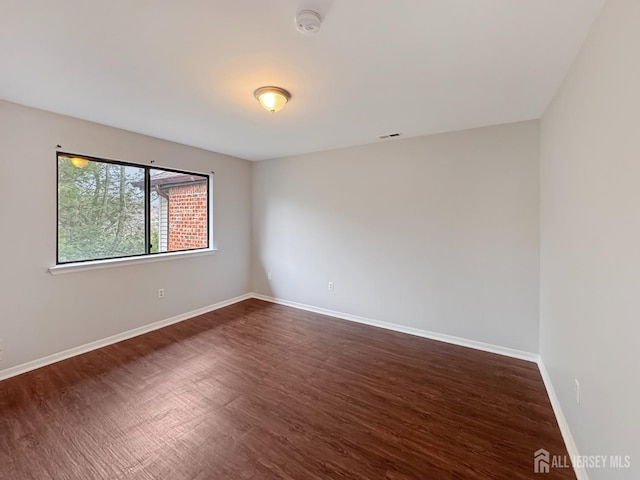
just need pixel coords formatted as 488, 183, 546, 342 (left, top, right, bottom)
49, 248, 218, 275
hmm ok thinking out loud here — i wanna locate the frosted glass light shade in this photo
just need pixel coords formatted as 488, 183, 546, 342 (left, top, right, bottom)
254, 86, 290, 113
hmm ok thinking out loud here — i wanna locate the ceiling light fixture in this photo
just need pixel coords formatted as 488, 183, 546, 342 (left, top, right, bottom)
254, 86, 291, 113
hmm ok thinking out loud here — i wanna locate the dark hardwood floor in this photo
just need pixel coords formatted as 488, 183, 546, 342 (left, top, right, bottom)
0, 299, 574, 479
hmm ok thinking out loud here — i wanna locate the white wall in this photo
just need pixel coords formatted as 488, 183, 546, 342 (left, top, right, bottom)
0, 100, 252, 372
252, 121, 540, 353
540, 0, 639, 477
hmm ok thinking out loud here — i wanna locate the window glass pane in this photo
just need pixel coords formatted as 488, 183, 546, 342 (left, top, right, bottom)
150, 169, 208, 253
57, 156, 145, 262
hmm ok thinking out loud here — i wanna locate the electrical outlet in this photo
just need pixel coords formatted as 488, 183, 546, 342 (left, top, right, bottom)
574, 379, 580, 404
328, 281, 335, 292
0, 338, 3, 362
158, 288, 165, 299
267, 271, 272, 281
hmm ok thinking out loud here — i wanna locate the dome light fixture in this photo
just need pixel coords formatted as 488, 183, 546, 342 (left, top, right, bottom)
254, 86, 291, 113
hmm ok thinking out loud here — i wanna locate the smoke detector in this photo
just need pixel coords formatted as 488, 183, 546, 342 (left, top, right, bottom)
295, 10, 322, 34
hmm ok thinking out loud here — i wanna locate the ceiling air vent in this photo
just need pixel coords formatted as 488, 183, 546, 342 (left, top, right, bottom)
378, 132, 401, 139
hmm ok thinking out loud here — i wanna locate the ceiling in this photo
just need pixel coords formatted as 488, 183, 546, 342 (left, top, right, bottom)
0, 0, 605, 161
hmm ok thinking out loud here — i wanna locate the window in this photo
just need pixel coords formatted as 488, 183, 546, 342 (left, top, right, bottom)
57, 153, 210, 264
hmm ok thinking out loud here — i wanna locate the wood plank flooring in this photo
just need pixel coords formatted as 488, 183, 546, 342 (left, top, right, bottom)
0, 299, 574, 479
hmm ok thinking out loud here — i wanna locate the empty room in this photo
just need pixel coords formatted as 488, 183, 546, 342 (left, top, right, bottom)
0, 1, 637, 479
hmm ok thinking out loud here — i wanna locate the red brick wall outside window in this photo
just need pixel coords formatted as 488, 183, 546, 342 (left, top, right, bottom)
165, 182, 208, 251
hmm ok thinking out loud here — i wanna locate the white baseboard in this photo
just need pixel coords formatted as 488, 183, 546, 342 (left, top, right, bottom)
0, 293, 253, 382
250, 293, 540, 363
538, 360, 588, 480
